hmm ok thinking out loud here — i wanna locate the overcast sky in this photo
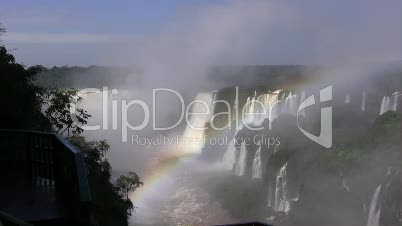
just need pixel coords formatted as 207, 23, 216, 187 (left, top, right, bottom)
1, 0, 401, 67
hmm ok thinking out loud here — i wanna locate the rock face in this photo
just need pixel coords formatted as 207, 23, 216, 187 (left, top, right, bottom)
200, 69, 402, 225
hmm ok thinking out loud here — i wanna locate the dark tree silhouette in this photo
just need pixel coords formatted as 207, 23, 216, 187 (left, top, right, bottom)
43, 88, 91, 137
0, 24, 142, 226
116, 171, 144, 201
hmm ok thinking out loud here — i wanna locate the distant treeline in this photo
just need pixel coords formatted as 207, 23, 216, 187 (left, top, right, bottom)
36, 64, 319, 90
206, 65, 323, 89
36, 64, 402, 92
36, 65, 141, 88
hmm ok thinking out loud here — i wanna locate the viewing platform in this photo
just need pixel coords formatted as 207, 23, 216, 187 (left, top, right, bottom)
0, 130, 92, 225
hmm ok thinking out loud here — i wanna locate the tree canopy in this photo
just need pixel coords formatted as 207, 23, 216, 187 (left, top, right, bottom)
0, 24, 142, 226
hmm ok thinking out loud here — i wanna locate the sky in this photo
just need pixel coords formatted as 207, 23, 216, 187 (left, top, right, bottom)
1, 0, 401, 67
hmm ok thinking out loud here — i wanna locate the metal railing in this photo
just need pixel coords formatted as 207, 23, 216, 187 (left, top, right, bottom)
214, 222, 272, 226
0, 210, 32, 226
0, 130, 92, 224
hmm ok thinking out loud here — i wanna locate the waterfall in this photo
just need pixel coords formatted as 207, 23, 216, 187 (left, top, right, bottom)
220, 141, 236, 171
284, 92, 297, 115
392, 92, 399, 111
235, 142, 247, 176
268, 90, 281, 128
274, 162, 291, 212
283, 92, 290, 113
380, 96, 387, 115
243, 97, 255, 124
385, 96, 390, 112
182, 92, 214, 153
252, 145, 262, 179
240, 90, 306, 130
345, 94, 350, 104
380, 93, 400, 115
340, 170, 350, 192
299, 91, 306, 117
290, 92, 298, 114
367, 185, 382, 226
361, 92, 366, 112
255, 93, 270, 125
210, 91, 218, 116
240, 90, 309, 129
241, 90, 281, 128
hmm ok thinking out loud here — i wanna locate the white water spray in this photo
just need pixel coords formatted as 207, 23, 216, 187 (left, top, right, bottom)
220, 141, 236, 171
182, 92, 214, 153
234, 142, 247, 176
299, 91, 306, 117
367, 185, 382, 226
274, 162, 291, 212
361, 92, 366, 112
380, 93, 398, 115
392, 92, 399, 111
241, 90, 303, 130
252, 145, 262, 179
345, 94, 351, 104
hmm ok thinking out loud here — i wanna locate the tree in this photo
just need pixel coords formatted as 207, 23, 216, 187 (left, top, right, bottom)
42, 88, 91, 137
0, 24, 142, 225
0, 24, 88, 135
116, 172, 144, 201
0, 26, 49, 131
0, 23, 5, 34
69, 136, 141, 225
98, 140, 110, 157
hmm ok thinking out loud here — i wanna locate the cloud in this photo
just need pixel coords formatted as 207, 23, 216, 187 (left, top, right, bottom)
112, 0, 401, 91
120, 0, 401, 69
3, 33, 143, 44
1, 0, 401, 67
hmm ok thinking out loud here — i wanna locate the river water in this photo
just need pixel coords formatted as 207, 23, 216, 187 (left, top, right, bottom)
130, 159, 236, 226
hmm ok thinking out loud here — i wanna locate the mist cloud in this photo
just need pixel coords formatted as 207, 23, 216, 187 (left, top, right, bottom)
113, 0, 402, 90
3, 0, 400, 68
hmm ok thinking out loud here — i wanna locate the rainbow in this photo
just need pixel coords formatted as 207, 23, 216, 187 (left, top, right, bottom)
130, 151, 193, 205
129, 82, 317, 220
130, 93, 216, 214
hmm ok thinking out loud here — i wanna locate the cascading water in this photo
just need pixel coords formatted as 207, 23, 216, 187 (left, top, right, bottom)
252, 145, 262, 179
392, 92, 399, 111
340, 170, 350, 192
361, 92, 366, 112
283, 92, 298, 115
380, 96, 386, 115
220, 140, 236, 171
379, 94, 399, 115
182, 92, 214, 153
241, 90, 303, 130
234, 142, 247, 176
232, 90, 301, 179
210, 91, 218, 116
345, 94, 351, 104
385, 96, 390, 112
274, 162, 291, 212
298, 91, 306, 117
367, 185, 382, 226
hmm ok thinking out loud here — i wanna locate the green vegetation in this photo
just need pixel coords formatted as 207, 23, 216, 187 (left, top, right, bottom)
69, 136, 143, 225
35, 65, 137, 88
0, 25, 141, 225
371, 111, 401, 143
116, 172, 144, 201
43, 88, 91, 137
